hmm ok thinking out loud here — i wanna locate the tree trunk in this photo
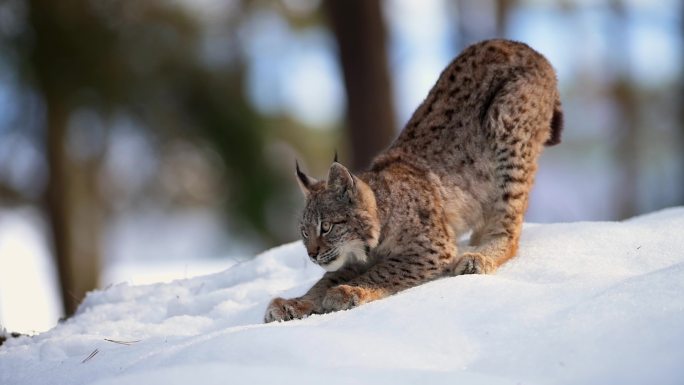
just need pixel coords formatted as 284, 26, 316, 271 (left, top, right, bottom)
610, 0, 640, 219
680, 2, 684, 206
495, 0, 514, 38
324, 0, 396, 171
45, 99, 76, 315
612, 80, 640, 219
44, 99, 101, 317
31, 0, 103, 317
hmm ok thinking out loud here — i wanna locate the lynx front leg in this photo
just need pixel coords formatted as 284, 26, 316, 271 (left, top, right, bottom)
321, 284, 387, 312
264, 297, 316, 323
322, 246, 454, 312
264, 267, 360, 323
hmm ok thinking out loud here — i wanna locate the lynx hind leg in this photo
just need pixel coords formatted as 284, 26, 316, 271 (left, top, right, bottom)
454, 180, 529, 276
456, 163, 530, 276
455, 75, 553, 275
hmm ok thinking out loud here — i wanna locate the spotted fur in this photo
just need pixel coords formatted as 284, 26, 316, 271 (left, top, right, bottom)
265, 39, 563, 322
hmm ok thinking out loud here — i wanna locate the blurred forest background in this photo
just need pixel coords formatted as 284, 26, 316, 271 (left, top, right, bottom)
0, 0, 682, 332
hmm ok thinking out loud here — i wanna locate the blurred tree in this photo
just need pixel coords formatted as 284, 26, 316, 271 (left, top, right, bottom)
495, 0, 514, 37
454, 0, 514, 50
324, 0, 396, 171
609, 0, 640, 219
27, 0, 135, 315
680, 0, 684, 206
611, 78, 640, 219
3, 0, 288, 315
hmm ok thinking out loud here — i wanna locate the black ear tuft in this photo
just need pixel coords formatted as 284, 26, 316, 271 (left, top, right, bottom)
333, 150, 339, 163
295, 159, 317, 196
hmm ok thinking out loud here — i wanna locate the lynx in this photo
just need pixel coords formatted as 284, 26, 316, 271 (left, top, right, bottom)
265, 39, 563, 322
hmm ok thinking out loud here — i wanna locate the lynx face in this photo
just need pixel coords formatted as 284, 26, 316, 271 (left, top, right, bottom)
296, 162, 380, 272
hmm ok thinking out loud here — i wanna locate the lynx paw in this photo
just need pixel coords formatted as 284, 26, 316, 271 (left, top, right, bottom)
264, 297, 315, 323
453, 253, 496, 275
322, 285, 369, 312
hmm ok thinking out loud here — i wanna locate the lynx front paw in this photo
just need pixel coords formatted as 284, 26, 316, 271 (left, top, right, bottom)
264, 297, 315, 323
453, 253, 496, 275
322, 285, 368, 312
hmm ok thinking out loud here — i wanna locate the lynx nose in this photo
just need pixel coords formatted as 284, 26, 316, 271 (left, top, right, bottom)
308, 247, 320, 260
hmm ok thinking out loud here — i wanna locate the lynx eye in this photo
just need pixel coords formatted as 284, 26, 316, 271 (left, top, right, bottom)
321, 221, 332, 234
301, 229, 309, 239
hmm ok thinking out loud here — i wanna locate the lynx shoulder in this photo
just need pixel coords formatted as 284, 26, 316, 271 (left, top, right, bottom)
265, 39, 563, 323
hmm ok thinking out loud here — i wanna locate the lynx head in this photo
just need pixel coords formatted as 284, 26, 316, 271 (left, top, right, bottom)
295, 161, 380, 271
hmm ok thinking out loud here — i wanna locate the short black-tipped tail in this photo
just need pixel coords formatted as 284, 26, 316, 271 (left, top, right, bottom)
545, 97, 563, 146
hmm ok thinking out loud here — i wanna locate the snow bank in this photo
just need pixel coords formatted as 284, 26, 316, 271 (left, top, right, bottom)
2, 208, 684, 385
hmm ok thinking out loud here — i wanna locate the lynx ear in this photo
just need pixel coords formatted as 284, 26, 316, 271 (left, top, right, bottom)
295, 160, 317, 196
327, 162, 354, 198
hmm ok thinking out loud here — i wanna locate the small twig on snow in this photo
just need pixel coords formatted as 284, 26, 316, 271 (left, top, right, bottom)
104, 338, 141, 346
81, 348, 99, 363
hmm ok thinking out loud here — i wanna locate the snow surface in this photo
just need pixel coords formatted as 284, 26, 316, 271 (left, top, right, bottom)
2, 208, 684, 385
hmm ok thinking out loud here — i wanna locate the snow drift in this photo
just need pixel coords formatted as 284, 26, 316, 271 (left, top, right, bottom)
2, 208, 684, 385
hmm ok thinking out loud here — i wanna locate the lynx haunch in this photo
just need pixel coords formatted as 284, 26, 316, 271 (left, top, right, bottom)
265, 39, 563, 323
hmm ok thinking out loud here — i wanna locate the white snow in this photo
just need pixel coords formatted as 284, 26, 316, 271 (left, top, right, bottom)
0, 208, 62, 333
2, 207, 684, 385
